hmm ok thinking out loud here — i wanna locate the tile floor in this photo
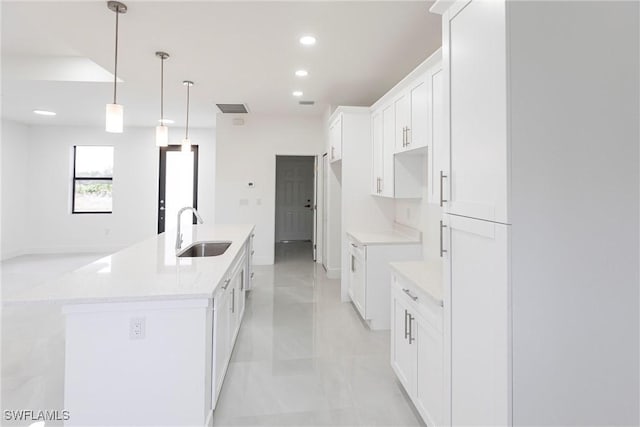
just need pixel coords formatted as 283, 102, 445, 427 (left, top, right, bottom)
1, 245, 422, 426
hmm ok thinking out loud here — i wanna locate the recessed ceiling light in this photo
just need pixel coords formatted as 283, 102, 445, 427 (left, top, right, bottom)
295, 70, 309, 77
158, 118, 174, 124
300, 36, 316, 46
292, 91, 303, 97
33, 109, 56, 116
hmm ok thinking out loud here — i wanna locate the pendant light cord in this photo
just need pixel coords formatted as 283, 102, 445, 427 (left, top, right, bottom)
160, 57, 164, 122
185, 84, 190, 139
113, 7, 119, 104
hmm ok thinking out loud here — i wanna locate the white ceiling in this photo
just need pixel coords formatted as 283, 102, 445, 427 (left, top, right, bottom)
1, 1, 441, 128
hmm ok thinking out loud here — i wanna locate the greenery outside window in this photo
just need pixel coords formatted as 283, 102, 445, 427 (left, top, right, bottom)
72, 146, 114, 214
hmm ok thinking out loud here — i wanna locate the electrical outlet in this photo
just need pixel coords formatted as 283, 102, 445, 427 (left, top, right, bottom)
129, 317, 146, 340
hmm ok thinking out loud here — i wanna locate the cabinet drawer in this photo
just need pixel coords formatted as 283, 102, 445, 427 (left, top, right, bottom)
393, 273, 443, 333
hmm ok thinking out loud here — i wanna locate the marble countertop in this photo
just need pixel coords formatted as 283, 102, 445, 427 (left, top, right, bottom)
389, 260, 443, 306
347, 223, 422, 246
3, 224, 254, 305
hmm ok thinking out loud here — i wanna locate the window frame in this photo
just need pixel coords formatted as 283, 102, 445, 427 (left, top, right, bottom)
71, 145, 114, 215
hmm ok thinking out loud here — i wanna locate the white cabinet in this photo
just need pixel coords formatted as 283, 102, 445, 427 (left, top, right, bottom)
348, 241, 366, 315
396, 76, 429, 153
445, 0, 508, 223
245, 232, 255, 290
212, 244, 249, 409
381, 104, 395, 197
442, 214, 510, 426
394, 92, 410, 152
390, 272, 444, 427
371, 110, 384, 195
370, 50, 441, 199
329, 114, 343, 162
427, 64, 446, 205
346, 233, 422, 330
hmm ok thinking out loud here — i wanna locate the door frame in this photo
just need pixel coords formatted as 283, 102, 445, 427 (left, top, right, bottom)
273, 154, 317, 254
158, 145, 199, 234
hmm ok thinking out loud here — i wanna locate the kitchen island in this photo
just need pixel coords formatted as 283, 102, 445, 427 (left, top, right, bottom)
5, 224, 255, 426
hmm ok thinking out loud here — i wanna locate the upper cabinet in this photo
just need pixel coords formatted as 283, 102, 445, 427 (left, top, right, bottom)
445, 0, 508, 223
370, 49, 442, 199
329, 114, 343, 163
396, 76, 429, 153
427, 64, 446, 205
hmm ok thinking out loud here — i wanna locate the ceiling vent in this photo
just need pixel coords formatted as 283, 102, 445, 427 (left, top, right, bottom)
216, 103, 249, 114
299, 100, 315, 106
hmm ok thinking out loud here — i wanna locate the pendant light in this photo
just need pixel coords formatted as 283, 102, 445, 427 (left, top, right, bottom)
155, 51, 170, 147
181, 80, 194, 153
105, 1, 127, 133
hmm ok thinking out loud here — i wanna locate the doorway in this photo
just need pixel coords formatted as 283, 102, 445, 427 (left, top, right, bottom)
158, 145, 199, 234
275, 156, 315, 259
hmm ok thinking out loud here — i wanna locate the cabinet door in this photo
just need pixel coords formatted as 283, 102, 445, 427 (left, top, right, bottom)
428, 65, 446, 205
447, 0, 508, 223
395, 93, 410, 152
415, 316, 444, 427
350, 251, 366, 318
329, 115, 342, 162
213, 288, 230, 403
371, 110, 384, 195
391, 288, 416, 395
444, 214, 510, 426
408, 78, 428, 150
381, 104, 395, 197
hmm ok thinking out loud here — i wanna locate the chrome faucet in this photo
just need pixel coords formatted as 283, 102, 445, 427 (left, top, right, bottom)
176, 207, 204, 251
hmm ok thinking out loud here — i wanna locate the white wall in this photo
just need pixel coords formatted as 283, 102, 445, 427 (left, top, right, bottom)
214, 114, 324, 265
395, 192, 442, 262
1, 120, 30, 259
1, 123, 215, 256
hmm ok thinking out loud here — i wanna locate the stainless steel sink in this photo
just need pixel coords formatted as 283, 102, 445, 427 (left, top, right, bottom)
177, 241, 231, 258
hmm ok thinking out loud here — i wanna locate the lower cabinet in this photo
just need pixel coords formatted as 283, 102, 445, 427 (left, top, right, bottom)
212, 245, 248, 409
391, 272, 444, 426
347, 235, 422, 330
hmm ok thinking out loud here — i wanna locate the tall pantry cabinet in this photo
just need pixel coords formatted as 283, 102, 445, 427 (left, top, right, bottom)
431, 0, 639, 425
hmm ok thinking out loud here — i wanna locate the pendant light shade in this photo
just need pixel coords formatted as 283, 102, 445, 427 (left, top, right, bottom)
105, 103, 123, 133
182, 80, 194, 153
155, 51, 170, 147
156, 125, 169, 146
105, 1, 127, 133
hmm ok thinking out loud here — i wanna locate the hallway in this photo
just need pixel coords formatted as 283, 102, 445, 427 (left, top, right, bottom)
212, 242, 422, 426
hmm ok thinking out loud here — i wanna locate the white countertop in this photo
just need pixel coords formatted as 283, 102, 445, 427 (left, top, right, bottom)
347, 223, 422, 246
3, 224, 254, 305
389, 260, 443, 306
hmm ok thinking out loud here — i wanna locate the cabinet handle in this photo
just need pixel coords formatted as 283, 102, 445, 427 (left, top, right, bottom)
404, 309, 409, 339
408, 314, 415, 344
379, 177, 383, 192
440, 220, 448, 258
439, 170, 448, 207
231, 288, 235, 313
331, 146, 335, 159
402, 288, 418, 301
222, 278, 231, 290
406, 127, 411, 146
351, 254, 355, 272
402, 127, 406, 147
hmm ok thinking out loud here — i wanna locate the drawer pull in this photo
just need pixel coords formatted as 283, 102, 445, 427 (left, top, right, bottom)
439, 171, 448, 207
402, 288, 418, 301
222, 278, 231, 290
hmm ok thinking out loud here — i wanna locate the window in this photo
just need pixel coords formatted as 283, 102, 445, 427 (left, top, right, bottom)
72, 146, 114, 214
